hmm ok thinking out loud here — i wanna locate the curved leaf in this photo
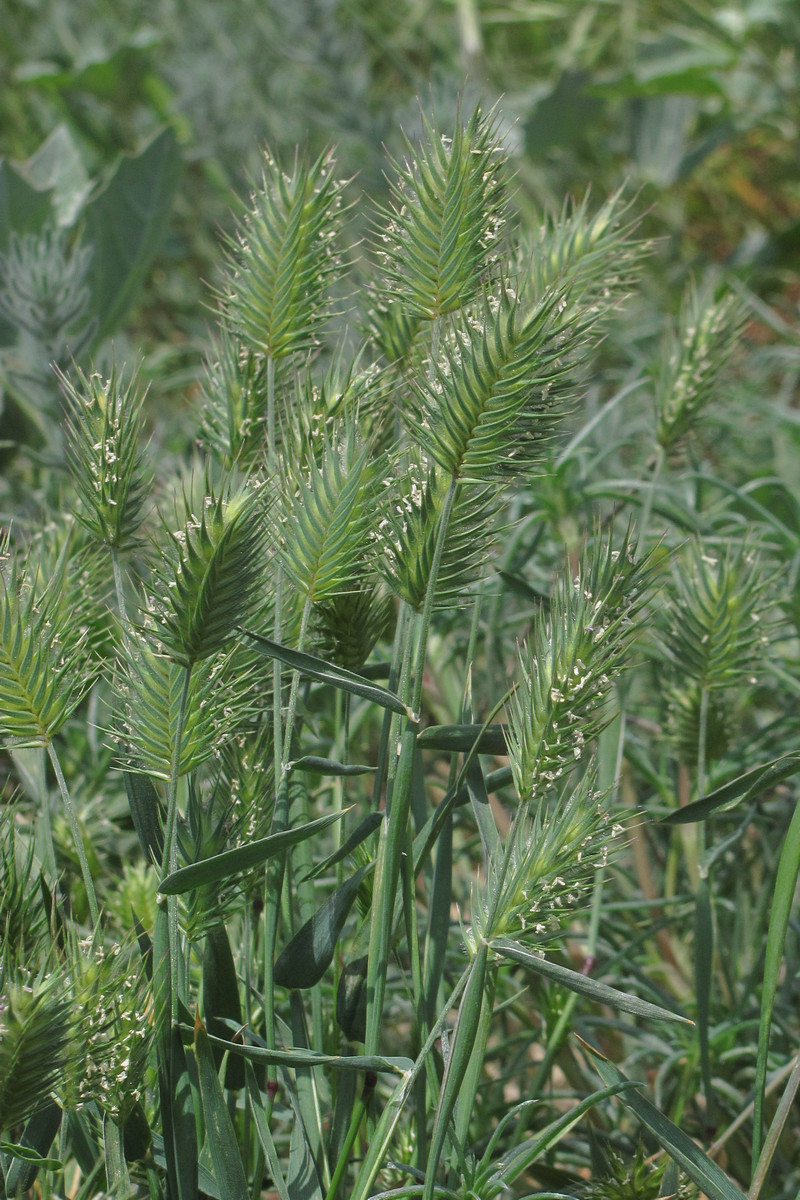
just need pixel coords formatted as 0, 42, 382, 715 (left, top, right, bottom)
241, 629, 410, 715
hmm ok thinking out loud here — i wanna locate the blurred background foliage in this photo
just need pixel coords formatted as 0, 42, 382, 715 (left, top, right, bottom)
2, 0, 799, 327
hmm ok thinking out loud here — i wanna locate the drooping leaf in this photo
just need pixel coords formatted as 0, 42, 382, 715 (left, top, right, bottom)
202, 1030, 411, 1077
582, 1040, 748, 1200
241, 629, 410, 715
663, 753, 800, 824
2, 1103, 62, 1196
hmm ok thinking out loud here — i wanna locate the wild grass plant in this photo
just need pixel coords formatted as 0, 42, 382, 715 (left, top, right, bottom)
0, 103, 798, 1200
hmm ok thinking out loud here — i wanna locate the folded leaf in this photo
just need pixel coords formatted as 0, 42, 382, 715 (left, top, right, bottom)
241, 629, 411, 716
663, 753, 800, 824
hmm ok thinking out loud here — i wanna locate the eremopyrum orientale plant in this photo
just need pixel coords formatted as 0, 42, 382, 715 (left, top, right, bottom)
1, 101, 794, 1200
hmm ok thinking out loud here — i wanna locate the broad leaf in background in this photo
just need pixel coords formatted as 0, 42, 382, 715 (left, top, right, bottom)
83, 126, 182, 343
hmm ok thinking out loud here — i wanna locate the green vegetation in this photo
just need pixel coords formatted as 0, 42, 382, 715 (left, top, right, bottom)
1, 4, 799, 1199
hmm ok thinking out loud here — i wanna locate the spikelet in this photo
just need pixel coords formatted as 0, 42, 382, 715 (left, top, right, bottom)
276, 421, 380, 605
151, 482, 268, 668
59, 360, 151, 553
0, 533, 96, 747
376, 453, 500, 611
655, 282, 745, 452
219, 146, 347, 363
375, 104, 507, 321
506, 529, 656, 802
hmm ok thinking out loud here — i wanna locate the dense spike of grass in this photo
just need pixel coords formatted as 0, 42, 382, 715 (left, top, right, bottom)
655, 282, 746, 452
277, 422, 381, 605
116, 644, 253, 779
506, 528, 656, 802
406, 285, 593, 483
375, 103, 507, 321
198, 327, 271, 468
0, 975, 72, 1131
152, 482, 268, 668
219, 146, 347, 362
518, 187, 646, 312
58, 360, 151, 553
0, 541, 95, 747
376, 454, 501, 610
661, 539, 771, 693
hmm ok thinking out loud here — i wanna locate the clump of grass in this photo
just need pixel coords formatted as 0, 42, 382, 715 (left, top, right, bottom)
0, 101, 796, 1200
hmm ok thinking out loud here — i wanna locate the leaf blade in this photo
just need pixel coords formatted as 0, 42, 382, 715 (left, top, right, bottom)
158, 809, 348, 895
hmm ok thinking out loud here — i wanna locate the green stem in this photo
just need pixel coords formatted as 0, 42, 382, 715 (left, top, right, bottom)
694, 686, 715, 1130
47, 741, 99, 925
325, 1082, 371, 1200
364, 476, 458, 1057
749, 1051, 800, 1200
263, 593, 313, 1097
371, 602, 410, 810
110, 546, 130, 634
160, 664, 193, 1019
263, 565, 285, 1105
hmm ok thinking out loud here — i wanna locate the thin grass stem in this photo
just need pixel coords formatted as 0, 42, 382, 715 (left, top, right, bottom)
46, 741, 99, 925
364, 477, 458, 1057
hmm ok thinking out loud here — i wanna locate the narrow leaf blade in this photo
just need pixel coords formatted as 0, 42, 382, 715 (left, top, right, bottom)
663, 754, 800, 825
753, 795, 800, 1164
581, 1040, 749, 1200
158, 809, 348, 895
195, 1022, 250, 1200
240, 629, 409, 715
493, 939, 692, 1024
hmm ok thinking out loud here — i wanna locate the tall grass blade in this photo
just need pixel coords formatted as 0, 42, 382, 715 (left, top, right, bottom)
493, 940, 692, 1024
